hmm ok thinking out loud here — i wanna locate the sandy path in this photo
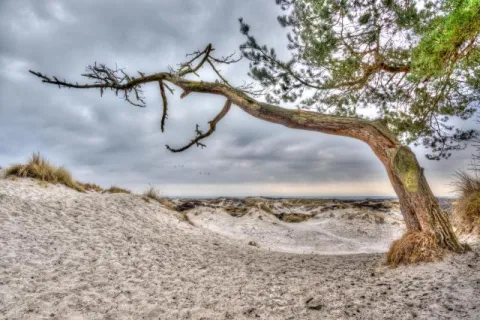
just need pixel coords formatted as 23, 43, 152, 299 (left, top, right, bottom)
0, 177, 479, 319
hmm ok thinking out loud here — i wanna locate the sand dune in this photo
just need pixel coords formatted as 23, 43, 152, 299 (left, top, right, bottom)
0, 176, 479, 319
181, 198, 405, 255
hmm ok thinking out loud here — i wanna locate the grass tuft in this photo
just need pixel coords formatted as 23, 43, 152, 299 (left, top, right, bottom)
451, 171, 480, 236
142, 186, 178, 210
386, 232, 445, 267
104, 186, 131, 194
143, 186, 162, 202
5, 152, 84, 192
79, 182, 104, 192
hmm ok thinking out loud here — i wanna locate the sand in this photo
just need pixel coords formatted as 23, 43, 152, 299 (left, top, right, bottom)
0, 176, 479, 319
182, 198, 405, 255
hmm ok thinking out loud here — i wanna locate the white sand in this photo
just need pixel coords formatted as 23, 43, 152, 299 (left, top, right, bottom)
0, 176, 479, 319
185, 201, 405, 255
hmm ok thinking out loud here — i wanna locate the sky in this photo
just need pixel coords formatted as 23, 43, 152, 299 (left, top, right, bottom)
0, 0, 477, 197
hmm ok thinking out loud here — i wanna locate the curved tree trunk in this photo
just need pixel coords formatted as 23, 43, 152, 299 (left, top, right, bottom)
30, 70, 467, 254
371, 141, 465, 253
186, 80, 467, 254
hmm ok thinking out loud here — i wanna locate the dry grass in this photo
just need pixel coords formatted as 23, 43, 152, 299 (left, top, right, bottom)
159, 198, 178, 211
104, 186, 131, 194
280, 213, 312, 223
178, 212, 195, 226
451, 171, 480, 236
143, 186, 162, 202
224, 206, 249, 217
142, 186, 177, 210
79, 182, 103, 192
386, 232, 445, 267
259, 203, 274, 215
5, 153, 84, 192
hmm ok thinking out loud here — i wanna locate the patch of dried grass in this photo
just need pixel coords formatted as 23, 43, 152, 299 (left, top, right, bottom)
5, 153, 84, 192
178, 212, 195, 226
79, 182, 104, 192
452, 171, 480, 236
280, 213, 312, 223
386, 232, 445, 267
104, 186, 131, 194
224, 206, 249, 217
143, 186, 162, 202
259, 203, 274, 215
141, 186, 178, 211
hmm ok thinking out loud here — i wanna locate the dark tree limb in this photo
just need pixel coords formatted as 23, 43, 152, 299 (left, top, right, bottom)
165, 99, 232, 153
166, 100, 232, 152
28, 69, 398, 148
29, 43, 403, 153
159, 80, 168, 132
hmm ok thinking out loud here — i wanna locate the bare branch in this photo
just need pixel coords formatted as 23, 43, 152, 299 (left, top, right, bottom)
29, 64, 149, 108
210, 51, 242, 64
163, 82, 174, 94
177, 44, 213, 77
159, 80, 168, 132
166, 99, 232, 153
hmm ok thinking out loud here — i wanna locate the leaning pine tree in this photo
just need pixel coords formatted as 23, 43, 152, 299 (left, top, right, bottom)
30, 0, 479, 264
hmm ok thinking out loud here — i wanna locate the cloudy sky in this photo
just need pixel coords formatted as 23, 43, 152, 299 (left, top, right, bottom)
0, 0, 477, 197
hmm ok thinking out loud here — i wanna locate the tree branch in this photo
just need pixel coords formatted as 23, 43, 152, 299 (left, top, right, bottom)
166, 99, 232, 152
159, 80, 168, 132
29, 50, 401, 152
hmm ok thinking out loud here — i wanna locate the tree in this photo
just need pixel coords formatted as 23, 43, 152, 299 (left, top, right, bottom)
30, 0, 479, 262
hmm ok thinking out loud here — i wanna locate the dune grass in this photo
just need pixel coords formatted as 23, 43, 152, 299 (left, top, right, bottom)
386, 232, 445, 267
5, 153, 84, 192
143, 186, 163, 202
142, 186, 179, 211
104, 186, 131, 194
451, 171, 480, 236
79, 182, 104, 192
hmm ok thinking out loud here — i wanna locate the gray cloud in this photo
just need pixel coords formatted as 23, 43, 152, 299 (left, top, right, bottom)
0, 0, 476, 196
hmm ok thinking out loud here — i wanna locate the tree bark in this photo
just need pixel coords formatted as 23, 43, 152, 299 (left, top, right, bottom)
31, 71, 467, 253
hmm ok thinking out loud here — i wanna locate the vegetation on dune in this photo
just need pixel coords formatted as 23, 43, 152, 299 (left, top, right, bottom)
104, 186, 131, 194
279, 213, 312, 223
79, 182, 104, 192
143, 186, 163, 202
5, 153, 84, 192
452, 171, 480, 236
142, 186, 177, 210
3, 153, 186, 214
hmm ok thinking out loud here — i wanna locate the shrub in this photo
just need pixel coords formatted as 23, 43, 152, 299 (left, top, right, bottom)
104, 186, 131, 194
386, 232, 445, 267
5, 152, 84, 192
451, 171, 480, 236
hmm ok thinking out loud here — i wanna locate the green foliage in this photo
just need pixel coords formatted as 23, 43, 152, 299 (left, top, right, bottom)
240, 0, 480, 159
412, 0, 480, 79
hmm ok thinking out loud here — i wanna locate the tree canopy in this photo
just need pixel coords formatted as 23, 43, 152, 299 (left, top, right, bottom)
239, 0, 480, 159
